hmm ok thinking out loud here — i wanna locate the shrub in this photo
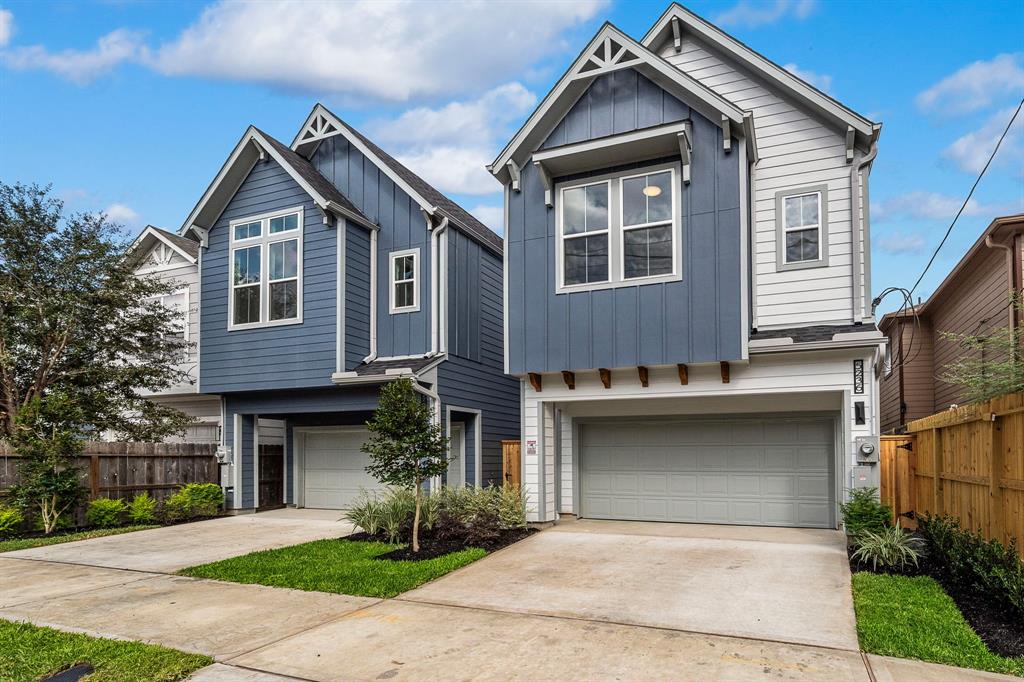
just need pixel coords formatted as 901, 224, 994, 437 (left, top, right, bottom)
496, 484, 527, 529
850, 526, 923, 572
840, 487, 892, 536
379, 488, 416, 544
85, 498, 126, 528
164, 483, 224, 521
127, 492, 158, 525
918, 514, 1024, 619
0, 506, 24, 538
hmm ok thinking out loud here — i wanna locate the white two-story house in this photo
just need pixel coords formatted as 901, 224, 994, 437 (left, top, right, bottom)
491, 4, 885, 526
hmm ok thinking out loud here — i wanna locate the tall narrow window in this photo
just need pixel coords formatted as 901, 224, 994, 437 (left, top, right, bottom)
228, 208, 303, 329
561, 181, 609, 286
621, 170, 674, 279
782, 192, 821, 263
390, 249, 419, 313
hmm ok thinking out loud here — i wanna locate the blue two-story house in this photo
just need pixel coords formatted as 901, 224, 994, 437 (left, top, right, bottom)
179, 105, 518, 511
491, 8, 885, 526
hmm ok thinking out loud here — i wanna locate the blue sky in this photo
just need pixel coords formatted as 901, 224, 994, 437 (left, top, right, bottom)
1, 0, 1022, 314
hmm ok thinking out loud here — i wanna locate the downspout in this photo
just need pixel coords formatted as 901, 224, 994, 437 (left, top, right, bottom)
438, 218, 449, 355
850, 138, 879, 323
363, 227, 379, 363
985, 232, 1018, 331
427, 215, 449, 357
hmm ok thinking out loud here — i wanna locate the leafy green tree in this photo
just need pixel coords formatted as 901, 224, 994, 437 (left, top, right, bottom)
7, 393, 87, 533
939, 297, 1023, 403
362, 378, 449, 553
0, 182, 192, 440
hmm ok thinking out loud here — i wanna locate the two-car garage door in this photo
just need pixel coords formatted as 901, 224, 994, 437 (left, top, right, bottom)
302, 429, 382, 509
579, 417, 835, 528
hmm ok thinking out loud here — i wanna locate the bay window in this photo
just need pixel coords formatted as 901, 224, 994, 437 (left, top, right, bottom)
556, 164, 680, 292
229, 207, 303, 329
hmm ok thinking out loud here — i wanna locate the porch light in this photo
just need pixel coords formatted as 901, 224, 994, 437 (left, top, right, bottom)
642, 185, 662, 197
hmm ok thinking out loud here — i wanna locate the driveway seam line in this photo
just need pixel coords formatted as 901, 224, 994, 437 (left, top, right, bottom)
208, 662, 318, 682
0, 571, 161, 610
1, 554, 182, 576
861, 651, 878, 682
393, 595, 862, 655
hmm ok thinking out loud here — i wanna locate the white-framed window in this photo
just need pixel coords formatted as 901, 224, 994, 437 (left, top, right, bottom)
556, 163, 680, 293
775, 185, 829, 271
228, 207, 303, 330
389, 248, 420, 314
145, 287, 189, 358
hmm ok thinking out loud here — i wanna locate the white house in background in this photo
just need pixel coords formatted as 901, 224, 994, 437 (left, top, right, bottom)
490, 4, 886, 527
125, 226, 221, 443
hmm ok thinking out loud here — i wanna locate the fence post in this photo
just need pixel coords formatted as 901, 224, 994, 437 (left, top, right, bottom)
932, 427, 943, 515
89, 455, 100, 500
988, 412, 1004, 543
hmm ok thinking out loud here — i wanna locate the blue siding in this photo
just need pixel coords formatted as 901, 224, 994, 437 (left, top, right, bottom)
312, 134, 431, 358
345, 225, 371, 370
200, 159, 336, 392
506, 81, 743, 374
542, 69, 687, 149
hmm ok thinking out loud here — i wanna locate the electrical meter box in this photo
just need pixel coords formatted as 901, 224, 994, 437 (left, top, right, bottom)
215, 446, 233, 465
855, 436, 880, 464
852, 465, 876, 489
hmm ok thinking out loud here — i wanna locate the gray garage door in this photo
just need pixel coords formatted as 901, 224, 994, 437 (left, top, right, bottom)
302, 428, 382, 509
579, 417, 835, 528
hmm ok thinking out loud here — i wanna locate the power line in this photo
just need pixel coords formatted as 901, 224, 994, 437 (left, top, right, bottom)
907, 97, 1023, 298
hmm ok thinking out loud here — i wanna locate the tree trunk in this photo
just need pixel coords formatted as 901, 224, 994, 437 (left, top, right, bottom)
412, 480, 422, 553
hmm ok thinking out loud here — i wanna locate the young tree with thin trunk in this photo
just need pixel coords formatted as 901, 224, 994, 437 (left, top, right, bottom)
0, 182, 193, 440
362, 378, 449, 553
940, 297, 1023, 404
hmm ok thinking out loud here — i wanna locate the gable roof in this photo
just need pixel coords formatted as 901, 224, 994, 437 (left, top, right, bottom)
642, 3, 877, 141
489, 21, 750, 186
127, 225, 199, 267
292, 104, 503, 254
179, 126, 375, 241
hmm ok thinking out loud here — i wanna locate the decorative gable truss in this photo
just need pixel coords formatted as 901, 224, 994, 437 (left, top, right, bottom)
489, 22, 757, 195
296, 111, 339, 146
127, 226, 198, 272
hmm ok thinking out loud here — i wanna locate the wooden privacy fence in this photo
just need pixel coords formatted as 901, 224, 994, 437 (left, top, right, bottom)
502, 440, 521, 489
0, 441, 220, 510
880, 392, 1024, 555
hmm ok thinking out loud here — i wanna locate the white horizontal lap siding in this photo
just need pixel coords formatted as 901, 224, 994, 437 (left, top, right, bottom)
134, 258, 200, 395
521, 350, 878, 521
663, 37, 858, 329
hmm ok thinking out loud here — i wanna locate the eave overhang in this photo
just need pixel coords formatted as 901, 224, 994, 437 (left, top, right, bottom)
126, 225, 198, 267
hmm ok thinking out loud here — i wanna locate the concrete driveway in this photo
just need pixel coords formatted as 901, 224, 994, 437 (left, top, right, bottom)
403, 518, 859, 650
4, 508, 348, 572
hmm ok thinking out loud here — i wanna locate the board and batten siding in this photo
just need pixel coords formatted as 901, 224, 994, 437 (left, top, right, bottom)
135, 249, 200, 395
506, 80, 743, 375
311, 134, 431, 359
345, 225, 372, 370
199, 158, 336, 393
659, 35, 862, 329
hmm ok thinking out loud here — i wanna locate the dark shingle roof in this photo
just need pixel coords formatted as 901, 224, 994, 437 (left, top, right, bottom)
329, 115, 504, 254
255, 128, 373, 228
750, 323, 877, 343
149, 227, 199, 259
351, 356, 438, 377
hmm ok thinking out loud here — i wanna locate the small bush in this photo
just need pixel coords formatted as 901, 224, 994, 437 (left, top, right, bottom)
850, 526, 923, 571
127, 492, 158, 525
379, 488, 416, 543
840, 487, 892, 536
344, 492, 386, 536
0, 506, 24, 538
85, 498, 127, 528
918, 514, 1024, 619
164, 483, 224, 521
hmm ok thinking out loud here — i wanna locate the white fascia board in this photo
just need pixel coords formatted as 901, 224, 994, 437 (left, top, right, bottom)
325, 200, 377, 232
127, 226, 198, 265
749, 338, 886, 355
179, 126, 261, 236
490, 22, 745, 185
641, 4, 875, 138
290, 104, 437, 217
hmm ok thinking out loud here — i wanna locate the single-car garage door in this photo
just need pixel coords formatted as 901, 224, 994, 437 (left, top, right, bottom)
580, 416, 835, 528
301, 428, 382, 509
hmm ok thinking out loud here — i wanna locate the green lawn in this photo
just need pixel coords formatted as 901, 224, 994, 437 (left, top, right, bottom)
179, 539, 486, 598
852, 572, 1024, 677
0, 525, 159, 553
0, 619, 211, 682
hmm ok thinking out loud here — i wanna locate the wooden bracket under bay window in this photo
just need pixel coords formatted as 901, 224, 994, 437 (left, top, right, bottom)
528, 372, 542, 393
599, 368, 612, 389
720, 361, 730, 383
638, 366, 649, 388
562, 370, 576, 390
677, 363, 689, 385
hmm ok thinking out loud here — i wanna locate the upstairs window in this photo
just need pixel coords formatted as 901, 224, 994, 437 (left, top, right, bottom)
556, 163, 680, 293
229, 208, 302, 329
775, 186, 829, 271
390, 248, 420, 313
146, 288, 189, 358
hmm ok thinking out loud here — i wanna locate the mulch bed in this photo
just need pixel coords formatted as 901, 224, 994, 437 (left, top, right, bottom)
348, 526, 538, 561
848, 539, 1024, 658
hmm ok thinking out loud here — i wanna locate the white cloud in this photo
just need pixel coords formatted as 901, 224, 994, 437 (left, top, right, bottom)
876, 232, 926, 255
1, 27, 143, 84
716, 0, 815, 28
146, 0, 606, 101
917, 53, 1024, 115
943, 105, 1024, 174
367, 83, 538, 196
782, 63, 832, 93
872, 190, 1013, 221
469, 204, 504, 234
104, 202, 140, 224
0, 9, 13, 48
